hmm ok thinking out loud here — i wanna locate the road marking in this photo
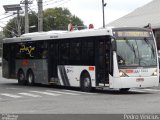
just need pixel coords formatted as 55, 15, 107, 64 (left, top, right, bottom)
1, 93, 22, 98
46, 90, 79, 95
63, 90, 96, 95
30, 91, 60, 96
141, 89, 160, 92
130, 89, 147, 93
6, 88, 19, 90
18, 93, 42, 97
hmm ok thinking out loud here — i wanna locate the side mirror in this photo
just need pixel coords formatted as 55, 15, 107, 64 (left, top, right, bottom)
111, 38, 116, 51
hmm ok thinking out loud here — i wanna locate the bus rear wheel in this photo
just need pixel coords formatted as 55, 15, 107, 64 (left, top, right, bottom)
80, 73, 92, 92
27, 70, 35, 85
17, 70, 26, 85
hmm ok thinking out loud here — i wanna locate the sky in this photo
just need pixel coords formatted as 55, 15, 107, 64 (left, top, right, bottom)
0, 0, 152, 31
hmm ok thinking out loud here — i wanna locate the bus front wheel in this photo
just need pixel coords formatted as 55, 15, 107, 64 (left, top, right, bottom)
27, 70, 35, 85
80, 73, 92, 92
17, 70, 26, 85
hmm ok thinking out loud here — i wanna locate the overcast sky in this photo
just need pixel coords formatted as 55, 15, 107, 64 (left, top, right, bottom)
0, 0, 152, 30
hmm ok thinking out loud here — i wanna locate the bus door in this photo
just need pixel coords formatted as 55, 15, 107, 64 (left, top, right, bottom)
96, 37, 111, 85
8, 44, 16, 78
48, 41, 59, 82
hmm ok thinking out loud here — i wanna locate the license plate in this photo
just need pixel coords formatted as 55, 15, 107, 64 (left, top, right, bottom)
136, 78, 144, 82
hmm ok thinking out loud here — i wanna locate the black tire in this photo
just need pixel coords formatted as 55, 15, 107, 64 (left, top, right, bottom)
27, 70, 35, 85
80, 72, 92, 92
119, 88, 130, 92
17, 70, 26, 85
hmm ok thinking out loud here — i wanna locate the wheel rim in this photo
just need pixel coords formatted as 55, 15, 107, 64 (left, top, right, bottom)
19, 72, 24, 81
28, 73, 33, 84
84, 78, 90, 88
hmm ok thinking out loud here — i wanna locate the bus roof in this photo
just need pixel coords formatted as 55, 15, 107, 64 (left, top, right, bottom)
3, 28, 113, 43
3, 27, 151, 43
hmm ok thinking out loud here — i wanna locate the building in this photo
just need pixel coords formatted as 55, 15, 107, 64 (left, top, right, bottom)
106, 0, 160, 50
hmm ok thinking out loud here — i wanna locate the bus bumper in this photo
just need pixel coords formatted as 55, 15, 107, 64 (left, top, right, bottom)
109, 75, 159, 89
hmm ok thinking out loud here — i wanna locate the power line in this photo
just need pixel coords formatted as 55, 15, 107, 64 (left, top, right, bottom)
43, 0, 67, 7
29, 0, 68, 10
0, 25, 18, 37
30, 0, 55, 8
56, 0, 71, 7
0, 21, 16, 31
0, 14, 16, 21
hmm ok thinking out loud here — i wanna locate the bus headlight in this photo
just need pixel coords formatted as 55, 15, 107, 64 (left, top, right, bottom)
119, 71, 124, 77
152, 71, 157, 76
119, 71, 128, 77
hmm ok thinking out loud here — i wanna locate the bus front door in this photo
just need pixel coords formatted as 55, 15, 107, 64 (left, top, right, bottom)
96, 37, 111, 86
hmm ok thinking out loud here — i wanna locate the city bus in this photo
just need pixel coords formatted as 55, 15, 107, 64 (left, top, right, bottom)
2, 27, 159, 92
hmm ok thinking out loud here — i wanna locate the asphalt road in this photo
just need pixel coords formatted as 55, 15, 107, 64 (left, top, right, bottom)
0, 67, 160, 115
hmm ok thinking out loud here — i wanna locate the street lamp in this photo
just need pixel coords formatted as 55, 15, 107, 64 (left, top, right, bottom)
3, 4, 22, 36
102, 0, 107, 28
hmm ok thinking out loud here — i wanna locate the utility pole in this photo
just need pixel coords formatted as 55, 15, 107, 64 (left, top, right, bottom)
17, 9, 21, 36
20, 0, 33, 33
3, 4, 22, 36
37, 0, 43, 32
102, 0, 106, 28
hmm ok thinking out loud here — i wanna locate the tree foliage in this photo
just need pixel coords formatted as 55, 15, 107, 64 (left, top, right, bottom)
43, 8, 84, 31
3, 7, 84, 38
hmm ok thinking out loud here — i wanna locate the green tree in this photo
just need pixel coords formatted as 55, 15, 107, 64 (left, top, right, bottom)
43, 7, 84, 31
3, 7, 84, 38
3, 11, 38, 38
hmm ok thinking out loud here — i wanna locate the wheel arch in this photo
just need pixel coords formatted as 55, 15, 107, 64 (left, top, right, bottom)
80, 70, 91, 86
26, 68, 33, 75
80, 70, 90, 80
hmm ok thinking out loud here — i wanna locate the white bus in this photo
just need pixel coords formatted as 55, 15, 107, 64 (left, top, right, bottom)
2, 27, 159, 92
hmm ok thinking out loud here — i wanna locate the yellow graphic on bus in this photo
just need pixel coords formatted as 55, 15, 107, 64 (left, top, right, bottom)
20, 45, 35, 57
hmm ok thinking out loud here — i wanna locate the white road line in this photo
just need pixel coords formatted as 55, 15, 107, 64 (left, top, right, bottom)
30, 91, 61, 96
63, 90, 96, 95
18, 93, 42, 97
46, 90, 79, 95
1, 93, 22, 98
142, 89, 160, 92
130, 89, 148, 93
6, 88, 19, 90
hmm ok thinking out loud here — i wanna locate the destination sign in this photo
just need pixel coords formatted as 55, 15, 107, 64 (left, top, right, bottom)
115, 31, 151, 37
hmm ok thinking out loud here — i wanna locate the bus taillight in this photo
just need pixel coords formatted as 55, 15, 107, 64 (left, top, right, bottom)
89, 66, 94, 71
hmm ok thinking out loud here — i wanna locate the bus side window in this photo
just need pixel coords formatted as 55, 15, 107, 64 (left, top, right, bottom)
70, 40, 81, 65
37, 41, 48, 59
60, 41, 70, 65
15, 43, 22, 59
82, 39, 94, 65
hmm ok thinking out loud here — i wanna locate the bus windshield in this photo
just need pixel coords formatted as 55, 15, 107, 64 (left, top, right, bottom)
116, 38, 157, 67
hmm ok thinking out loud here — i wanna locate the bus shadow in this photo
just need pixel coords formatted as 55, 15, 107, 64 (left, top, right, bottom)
94, 89, 153, 95
1, 82, 155, 95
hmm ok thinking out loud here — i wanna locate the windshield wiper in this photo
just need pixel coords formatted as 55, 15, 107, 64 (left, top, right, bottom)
125, 39, 137, 58
144, 38, 155, 57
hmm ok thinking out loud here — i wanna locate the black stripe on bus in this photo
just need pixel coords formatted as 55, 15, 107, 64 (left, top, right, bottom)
59, 66, 70, 86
